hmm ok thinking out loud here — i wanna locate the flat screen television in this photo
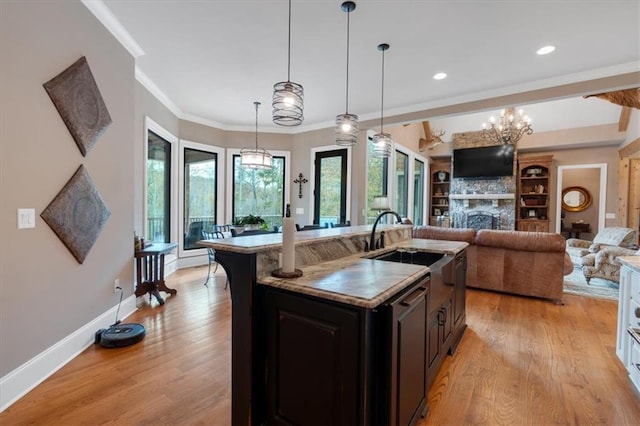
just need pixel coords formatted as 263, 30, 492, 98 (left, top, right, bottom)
452, 144, 514, 179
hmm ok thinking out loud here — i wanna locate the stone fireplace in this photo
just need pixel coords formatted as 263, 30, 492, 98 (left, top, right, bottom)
451, 210, 500, 230
448, 131, 517, 230
449, 192, 516, 230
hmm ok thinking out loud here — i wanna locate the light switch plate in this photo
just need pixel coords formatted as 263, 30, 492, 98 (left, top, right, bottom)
17, 208, 35, 229
605, 213, 616, 219
296, 208, 304, 215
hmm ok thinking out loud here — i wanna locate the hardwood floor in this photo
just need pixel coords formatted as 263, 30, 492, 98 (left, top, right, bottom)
2, 266, 639, 425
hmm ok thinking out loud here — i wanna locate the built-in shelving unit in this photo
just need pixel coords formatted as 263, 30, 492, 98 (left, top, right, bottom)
516, 155, 553, 232
430, 159, 451, 226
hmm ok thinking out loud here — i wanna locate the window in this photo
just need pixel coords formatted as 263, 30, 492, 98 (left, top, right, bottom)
146, 129, 172, 243
366, 132, 427, 225
394, 149, 409, 218
313, 148, 348, 227
231, 154, 287, 230
413, 159, 425, 225
366, 135, 389, 224
180, 141, 224, 252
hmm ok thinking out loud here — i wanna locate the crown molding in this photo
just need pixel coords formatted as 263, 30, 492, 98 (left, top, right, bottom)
82, 0, 145, 58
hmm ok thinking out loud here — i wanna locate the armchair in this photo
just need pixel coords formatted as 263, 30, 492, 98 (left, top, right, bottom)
582, 246, 640, 284
565, 227, 636, 266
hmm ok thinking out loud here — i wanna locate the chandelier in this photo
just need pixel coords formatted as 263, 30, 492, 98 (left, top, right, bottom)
335, 1, 358, 146
372, 43, 392, 158
481, 107, 533, 145
241, 102, 272, 169
272, 0, 304, 126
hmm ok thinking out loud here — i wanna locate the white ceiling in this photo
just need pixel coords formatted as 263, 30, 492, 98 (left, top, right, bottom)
90, 0, 640, 135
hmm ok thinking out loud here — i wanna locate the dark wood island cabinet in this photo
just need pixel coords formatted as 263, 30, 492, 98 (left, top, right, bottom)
261, 270, 433, 425
202, 226, 466, 425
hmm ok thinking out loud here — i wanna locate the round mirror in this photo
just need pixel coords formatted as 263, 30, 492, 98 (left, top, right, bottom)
561, 186, 592, 212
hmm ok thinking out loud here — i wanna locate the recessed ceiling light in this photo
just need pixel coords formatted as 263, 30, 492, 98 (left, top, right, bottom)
536, 45, 556, 55
433, 72, 447, 80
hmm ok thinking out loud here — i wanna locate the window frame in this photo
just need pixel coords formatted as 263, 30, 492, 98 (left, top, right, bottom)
365, 131, 428, 224
309, 145, 352, 226
143, 116, 178, 264
178, 139, 225, 258
413, 157, 427, 226
226, 148, 291, 228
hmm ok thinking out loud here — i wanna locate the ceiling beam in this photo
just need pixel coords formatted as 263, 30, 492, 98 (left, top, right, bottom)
585, 87, 640, 109
619, 106, 631, 132
358, 72, 640, 130
619, 137, 640, 158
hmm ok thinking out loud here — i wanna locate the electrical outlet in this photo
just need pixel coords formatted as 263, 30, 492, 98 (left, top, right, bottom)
114, 278, 120, 293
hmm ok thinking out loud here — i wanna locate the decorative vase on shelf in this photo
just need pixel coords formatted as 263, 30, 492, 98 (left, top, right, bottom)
437, 171, 446, 182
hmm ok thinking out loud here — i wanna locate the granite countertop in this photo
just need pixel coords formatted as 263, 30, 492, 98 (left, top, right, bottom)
619, 255, 640, 273
258, 239, 467, 308
198, 224, 412, 254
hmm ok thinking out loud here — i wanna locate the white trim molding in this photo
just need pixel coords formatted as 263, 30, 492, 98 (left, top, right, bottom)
556, 163, 608, 233
81, 0, 145, 58
0, 296, 137, 412
226, 149, 292, 225
178, 139, 225, 259
309, 145, 353, 225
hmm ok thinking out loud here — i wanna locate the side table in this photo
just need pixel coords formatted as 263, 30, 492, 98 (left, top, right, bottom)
562, 226, 590, 239
134, 242, 178, 305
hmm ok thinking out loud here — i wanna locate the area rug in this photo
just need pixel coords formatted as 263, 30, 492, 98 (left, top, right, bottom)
563, 267, 618, 301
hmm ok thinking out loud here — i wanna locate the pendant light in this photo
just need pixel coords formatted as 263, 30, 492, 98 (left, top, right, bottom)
241, 102, 273, 169
272, 0, 304, 126
335, 1, 358, 146
372, 43, 392, 158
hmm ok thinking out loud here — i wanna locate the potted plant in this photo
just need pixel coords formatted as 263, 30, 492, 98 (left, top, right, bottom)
233, 214, 266, 231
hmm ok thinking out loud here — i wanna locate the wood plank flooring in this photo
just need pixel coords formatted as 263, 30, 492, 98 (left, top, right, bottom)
1, 266, 639, 425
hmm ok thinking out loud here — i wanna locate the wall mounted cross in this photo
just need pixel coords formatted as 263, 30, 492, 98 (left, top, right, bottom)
293, 173, 308, 199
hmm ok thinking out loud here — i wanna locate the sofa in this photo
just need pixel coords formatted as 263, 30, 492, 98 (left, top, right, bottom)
412, 226, 567, 302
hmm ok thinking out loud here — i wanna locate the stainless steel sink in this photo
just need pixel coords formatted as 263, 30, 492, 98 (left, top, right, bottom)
371, 249, 445, 266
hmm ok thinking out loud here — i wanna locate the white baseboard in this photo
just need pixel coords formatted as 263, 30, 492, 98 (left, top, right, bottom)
176, 253, 207, 270
0, 295, 137, 412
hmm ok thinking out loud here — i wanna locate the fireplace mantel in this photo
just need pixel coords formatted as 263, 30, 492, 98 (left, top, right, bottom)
449, 193, 516, 210
449, 193, 515, 200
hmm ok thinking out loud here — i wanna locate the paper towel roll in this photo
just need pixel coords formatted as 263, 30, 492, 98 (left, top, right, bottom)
282, 217, 296, 273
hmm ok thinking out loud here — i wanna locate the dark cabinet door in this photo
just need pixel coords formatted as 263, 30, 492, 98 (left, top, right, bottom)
452, 253, 466, 329
450, 252, 467, 354
388, 284, 429, 426
265, 289, 362, 426
442, 299, 453, 345
426, 310, 441, 389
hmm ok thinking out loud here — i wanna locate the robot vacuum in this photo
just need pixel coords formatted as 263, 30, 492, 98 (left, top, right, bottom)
95, 323, 146, 348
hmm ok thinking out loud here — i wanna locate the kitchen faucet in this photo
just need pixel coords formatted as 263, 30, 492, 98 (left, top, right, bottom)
368, 210, 402, 252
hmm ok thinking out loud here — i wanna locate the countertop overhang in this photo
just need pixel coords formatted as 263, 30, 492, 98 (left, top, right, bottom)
258, 238, 467, 308
198, 224, 412, 254
619, 255, 640, 273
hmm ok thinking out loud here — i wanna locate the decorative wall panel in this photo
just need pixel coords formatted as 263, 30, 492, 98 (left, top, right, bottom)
41, 165, 110, 263
43, 56, 111, 156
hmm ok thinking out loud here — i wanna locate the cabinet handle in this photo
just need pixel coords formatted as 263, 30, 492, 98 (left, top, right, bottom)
438, 308, 446, 325
400, 287, 427, 307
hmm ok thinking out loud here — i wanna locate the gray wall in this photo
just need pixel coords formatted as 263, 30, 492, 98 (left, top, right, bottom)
134, 83, 179, 236
1, 1, 135, 376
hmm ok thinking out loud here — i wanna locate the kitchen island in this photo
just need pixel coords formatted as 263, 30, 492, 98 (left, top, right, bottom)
200, 225, 467, 425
